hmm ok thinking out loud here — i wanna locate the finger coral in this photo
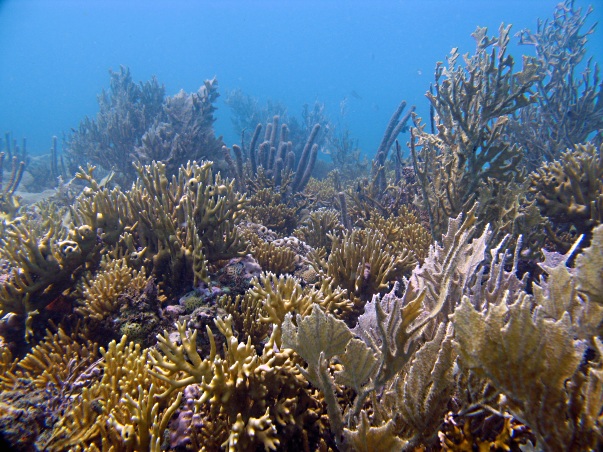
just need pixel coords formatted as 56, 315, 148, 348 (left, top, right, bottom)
48, 335, 182, 451
0, 221, 101, 337
309, 227, 415, 305
77, 256, 149, 321
149, 316, 323, 451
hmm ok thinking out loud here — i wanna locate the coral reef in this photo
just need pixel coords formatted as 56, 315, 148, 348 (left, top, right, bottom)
64, 67, 224, 187
149, 316, 324, 451
308, 227, 415, 306
529, 142, 602, 250
411, 24, 541, 239
135, 78, 225, 177
0, 150, 26, 220
509, 0, 603, 170
454, 226, 603, 450
2, 2, 603, 450
248, 235, 297, 275
293, 208, 344, 251
245, 187, 299, 234
64, 66, 165, 185
224, 115, 322, 198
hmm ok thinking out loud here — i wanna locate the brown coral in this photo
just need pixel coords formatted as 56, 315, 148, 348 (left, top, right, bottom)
48, 335, 182, 451
411, 24, 542, 238
76, 256, 149, 321
149, 316, 323, 451
249, 234, 297, 275
529, 142, 603, 250
309, 228, 415, 304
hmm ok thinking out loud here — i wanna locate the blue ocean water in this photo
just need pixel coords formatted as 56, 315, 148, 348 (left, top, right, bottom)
0, 0, 601, 157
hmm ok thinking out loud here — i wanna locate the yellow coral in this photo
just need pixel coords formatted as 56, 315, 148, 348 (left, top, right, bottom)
245, 188, 298, 234
5, 327, 98, 390
529, 142, 603, 249
77, 256, 149, 320
149, 316, 317, 451
48, 335, 181, 451
364, 207, 431, 264
0, 222, 100, 321
249, 235, 297, 275
310, 228, 414, 303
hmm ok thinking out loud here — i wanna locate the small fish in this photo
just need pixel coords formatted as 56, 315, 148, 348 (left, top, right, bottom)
350, 90, 362, 100
99, 170, 115, 188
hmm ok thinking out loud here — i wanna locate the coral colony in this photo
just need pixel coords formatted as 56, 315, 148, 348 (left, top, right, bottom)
1, 1, 603, 450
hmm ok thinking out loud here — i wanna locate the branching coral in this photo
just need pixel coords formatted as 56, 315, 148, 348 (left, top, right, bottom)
3, 3, 603, 450
218, 271, 352, 348
0, 327, 100, 450
509, 0, 603, 169
293, 208, 344, 251
529, 142, 602, 250
0, 222, 100, 335
48, 335, 182, 451
1, 327, 98, 392
0, 159, 247, 343
364, 207, 432, 265
0, 151, 26, 220
149, 316, 322, 451
76, 256, 149, 320
282, 208, 501, 450
245, 187, 299, 234
411, 24, 542, 238
128, 160, 248, 289
309, 228, 415, 305
249, 235, 297, 275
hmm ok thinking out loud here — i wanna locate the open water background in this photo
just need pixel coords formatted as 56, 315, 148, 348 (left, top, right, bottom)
1, 0, 601, 158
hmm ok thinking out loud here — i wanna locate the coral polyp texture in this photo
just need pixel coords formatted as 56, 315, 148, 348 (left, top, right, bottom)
2, 1, 603, 450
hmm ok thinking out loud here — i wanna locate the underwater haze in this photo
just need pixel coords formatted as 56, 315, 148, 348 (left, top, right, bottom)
4, 1, 603, 450
1, 0, 601, 155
